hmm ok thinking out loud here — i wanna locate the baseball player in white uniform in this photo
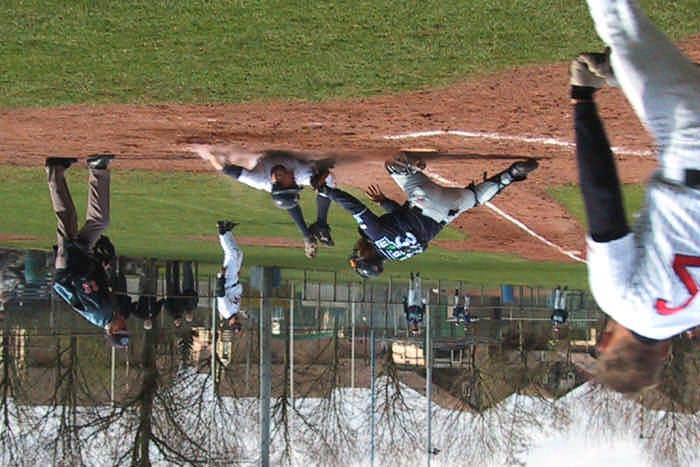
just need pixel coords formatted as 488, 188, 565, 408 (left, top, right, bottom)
215, 220, 244, 332
550, 286, 568, 328
193, 146, 336, 258
570, 0, 700, 392
404, 272, 426, 335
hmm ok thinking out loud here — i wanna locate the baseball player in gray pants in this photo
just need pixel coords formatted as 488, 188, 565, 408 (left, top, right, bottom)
319, 154, 538, 277
572, 0, 700, 392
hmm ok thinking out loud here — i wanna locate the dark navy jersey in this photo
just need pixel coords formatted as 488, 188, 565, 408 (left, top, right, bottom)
326, 187, 444, 261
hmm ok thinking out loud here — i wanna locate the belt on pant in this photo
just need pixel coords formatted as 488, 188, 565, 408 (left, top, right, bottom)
685, 169, 700, 188
225, 281, 240, 290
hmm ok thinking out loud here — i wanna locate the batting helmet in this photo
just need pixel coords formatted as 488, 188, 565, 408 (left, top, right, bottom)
271, 182, 302, 210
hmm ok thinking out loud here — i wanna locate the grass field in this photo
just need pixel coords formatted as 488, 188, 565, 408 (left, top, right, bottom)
2, 0, 699, 106
3, 1, 698, 286
548, 184, 645, 228
0, 166, 586, 286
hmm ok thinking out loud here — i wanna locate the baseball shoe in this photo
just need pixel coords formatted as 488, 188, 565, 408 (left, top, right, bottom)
45, 157, 78, 169
217, 220, 238, 235
309, 222, 334, 246
385, 153, 427, 176
507, 158, 539, 182
87, 154, 115, 170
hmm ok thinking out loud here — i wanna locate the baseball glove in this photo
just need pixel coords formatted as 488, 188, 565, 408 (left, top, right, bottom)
571, 48, 618, 88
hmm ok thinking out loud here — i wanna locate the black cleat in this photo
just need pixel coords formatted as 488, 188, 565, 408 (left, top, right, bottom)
45, 157, 78, 169
508, 158, 539, 181
309, 222, 334, 246
217, 220, 238, 235
87, 154, 115, 170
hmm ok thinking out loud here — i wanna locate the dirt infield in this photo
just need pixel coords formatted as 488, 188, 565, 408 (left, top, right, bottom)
4, 39, 699, 262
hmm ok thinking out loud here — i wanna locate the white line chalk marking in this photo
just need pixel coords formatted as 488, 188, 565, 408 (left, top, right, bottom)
484, 202, 587, 263
421, 166, 587, 263
386, 129, 652, 157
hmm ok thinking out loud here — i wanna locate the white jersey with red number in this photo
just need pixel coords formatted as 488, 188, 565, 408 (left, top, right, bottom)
588, 176, 700, 339
236, 153, 335, 192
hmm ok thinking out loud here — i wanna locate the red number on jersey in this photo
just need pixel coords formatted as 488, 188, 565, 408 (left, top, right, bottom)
655, 254, 700, 315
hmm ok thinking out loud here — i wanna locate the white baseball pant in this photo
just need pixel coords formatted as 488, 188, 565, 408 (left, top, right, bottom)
587, 0, 700, 182
217, 231, 243, 319
407, 274, 423, 307
389, 171, 510, 225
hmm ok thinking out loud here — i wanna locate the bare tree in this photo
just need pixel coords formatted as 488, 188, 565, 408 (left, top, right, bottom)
0, 323, 45, 466
292, 311, 358, 464
374, 347, 420, 459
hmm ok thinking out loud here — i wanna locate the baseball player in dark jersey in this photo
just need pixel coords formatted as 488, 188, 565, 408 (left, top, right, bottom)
572, 0, 700, 393
316, 153, 538, 277
193, 146, 335, 258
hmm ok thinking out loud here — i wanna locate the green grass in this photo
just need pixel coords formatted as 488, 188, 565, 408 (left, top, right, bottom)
548, 184, 645, 229
1, 0, 699, 107
0, 166, 585, 286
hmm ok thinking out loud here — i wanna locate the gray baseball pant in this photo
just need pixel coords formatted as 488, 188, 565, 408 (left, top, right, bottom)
389, 171, 513, 225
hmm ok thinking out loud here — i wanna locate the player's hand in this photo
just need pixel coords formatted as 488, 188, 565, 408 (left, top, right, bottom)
189, 145, 224, 171
365, 185, 386, 203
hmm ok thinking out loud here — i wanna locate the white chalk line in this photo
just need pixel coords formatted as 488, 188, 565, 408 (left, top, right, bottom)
421, 166, 587, 263
385, 129, 652, 157
484, 202, 586, 263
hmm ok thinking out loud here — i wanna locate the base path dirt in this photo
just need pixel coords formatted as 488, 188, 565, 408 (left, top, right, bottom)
5, 39, 699, 262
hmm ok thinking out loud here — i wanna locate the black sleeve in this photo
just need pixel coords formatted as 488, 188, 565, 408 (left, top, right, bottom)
222, 164, 244, 179
574, 100, 630, 242
379, 198, 401, 213
323, 187, 370, 215
215, 274, 226, 297
286, 205, 312, 240
323, 187, 385, 238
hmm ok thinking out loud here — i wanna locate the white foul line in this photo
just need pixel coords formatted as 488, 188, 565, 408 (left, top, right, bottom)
385, 129, 652, 157
484, 202, 587, 263
422, 166, 586, 263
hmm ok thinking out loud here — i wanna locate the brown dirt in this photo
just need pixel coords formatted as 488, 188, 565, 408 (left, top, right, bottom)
187, 235, 302, 249
0, 234, 38, 242
4, 37, 700, 263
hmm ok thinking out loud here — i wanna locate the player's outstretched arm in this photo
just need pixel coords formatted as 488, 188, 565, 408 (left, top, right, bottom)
285, 205, 313, 239
365, 185, 401, 212
320, 186, 371, 216
571, 55, 630, 242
